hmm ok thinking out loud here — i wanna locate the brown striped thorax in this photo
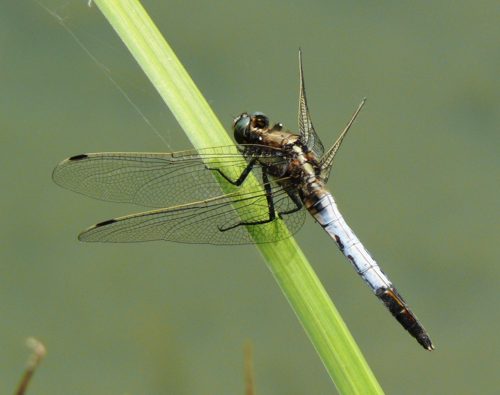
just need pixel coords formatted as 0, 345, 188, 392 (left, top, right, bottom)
233, 111, 328, 205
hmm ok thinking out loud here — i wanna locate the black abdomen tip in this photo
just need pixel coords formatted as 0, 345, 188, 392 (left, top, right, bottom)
417, 333, 435, 351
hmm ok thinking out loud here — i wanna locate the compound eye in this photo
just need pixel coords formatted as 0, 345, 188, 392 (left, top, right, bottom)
233, 113, 251, 144
250, 112, 269, 129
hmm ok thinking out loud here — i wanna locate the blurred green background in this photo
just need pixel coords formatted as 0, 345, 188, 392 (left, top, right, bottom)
1, 1, 498, 394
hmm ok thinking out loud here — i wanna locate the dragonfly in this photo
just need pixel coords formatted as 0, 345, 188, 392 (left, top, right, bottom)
53, 51, 434, 351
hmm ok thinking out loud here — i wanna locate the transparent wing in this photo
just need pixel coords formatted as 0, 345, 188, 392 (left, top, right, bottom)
298, 49, 324, 157
79, 180, 306, 245
319, 98, 367, 182
53, 146, 285, 209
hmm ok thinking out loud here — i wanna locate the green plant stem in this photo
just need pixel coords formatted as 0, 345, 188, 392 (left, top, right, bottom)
92, 0, 384, 393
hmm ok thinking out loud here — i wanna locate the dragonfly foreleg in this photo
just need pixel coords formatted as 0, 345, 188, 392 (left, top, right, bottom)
218, 167, 277, 232
206, 157, 258, 186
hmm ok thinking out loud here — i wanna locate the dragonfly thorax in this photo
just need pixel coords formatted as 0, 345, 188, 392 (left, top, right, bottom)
233, 112, 303, 151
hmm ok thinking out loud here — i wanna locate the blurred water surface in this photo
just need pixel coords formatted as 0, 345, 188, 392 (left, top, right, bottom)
1, 1, 498, 394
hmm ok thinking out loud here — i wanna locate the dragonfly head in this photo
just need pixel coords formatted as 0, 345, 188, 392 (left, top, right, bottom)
233, 112, 269, 144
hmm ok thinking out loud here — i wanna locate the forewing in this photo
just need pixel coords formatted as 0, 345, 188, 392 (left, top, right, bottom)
298, 50, 324, 157
53, 146, 282, 209
79, 180, 306, 245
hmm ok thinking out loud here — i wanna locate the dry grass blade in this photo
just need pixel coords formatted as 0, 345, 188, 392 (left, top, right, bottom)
14, 338, 47, 395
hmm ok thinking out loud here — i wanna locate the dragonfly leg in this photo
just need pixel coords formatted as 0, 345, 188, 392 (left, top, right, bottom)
278, 191, 303, 218
207, 158, 258, 186
218, 168, 277, 232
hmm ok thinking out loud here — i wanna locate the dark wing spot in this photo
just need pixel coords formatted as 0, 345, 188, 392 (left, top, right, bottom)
69, 154, 89, 161
95, 219, 117, 228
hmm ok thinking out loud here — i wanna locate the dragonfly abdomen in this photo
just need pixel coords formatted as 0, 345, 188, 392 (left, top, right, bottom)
376, 287, 434, 350
306, 192, 434, 350
307, 193, 392, 292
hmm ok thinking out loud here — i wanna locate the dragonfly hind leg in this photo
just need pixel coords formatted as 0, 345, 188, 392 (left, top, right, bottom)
278, 191, 303, 218
218, 168, 277, 232
218, 169, 302, 232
